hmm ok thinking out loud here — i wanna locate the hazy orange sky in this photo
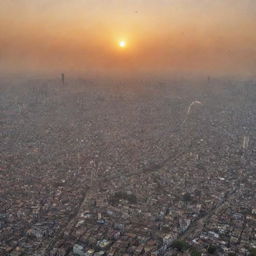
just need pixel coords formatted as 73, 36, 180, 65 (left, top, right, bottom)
0, 0, 256, 76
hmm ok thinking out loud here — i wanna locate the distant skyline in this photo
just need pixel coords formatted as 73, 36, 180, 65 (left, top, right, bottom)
1, 0, 256, 76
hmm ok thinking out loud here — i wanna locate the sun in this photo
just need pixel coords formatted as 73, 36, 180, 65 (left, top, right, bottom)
119, 40, 126, 48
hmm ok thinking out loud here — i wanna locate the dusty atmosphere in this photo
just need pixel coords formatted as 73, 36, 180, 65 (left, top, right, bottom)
0, 1, 256, 256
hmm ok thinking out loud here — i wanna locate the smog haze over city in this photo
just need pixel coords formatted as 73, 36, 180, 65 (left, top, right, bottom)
1, 0, 256, 77
0, 1, 256, 256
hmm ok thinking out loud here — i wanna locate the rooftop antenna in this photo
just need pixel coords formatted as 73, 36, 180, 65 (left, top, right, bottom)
61, 73, 65, 84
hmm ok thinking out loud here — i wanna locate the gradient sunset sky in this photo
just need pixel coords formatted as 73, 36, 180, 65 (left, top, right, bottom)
0, 0, 256, 76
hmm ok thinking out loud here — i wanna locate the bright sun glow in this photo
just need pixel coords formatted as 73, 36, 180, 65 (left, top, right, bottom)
119, 41, 126, 48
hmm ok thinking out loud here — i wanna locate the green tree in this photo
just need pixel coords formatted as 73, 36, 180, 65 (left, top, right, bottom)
171, 240, 190, 252
249, 248, 256, 256
207, 245, 217, 254
190, 247, 202, 256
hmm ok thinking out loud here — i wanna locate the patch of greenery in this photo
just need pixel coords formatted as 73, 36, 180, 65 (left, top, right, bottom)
190, 247, 202, 256
249, 248, 256, 256
171, 240, 190, 252
207, 245, 217, 254
109, 191, 137, 206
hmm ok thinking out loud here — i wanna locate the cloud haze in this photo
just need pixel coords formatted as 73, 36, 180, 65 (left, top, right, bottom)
1, 0, 256, 76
